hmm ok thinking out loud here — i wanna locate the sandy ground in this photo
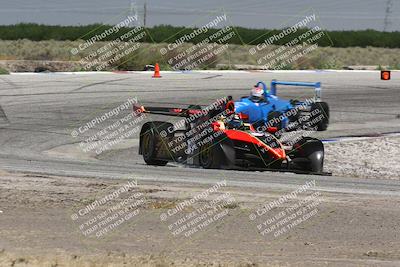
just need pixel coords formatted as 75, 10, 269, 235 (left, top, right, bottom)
1, 170, 400, 267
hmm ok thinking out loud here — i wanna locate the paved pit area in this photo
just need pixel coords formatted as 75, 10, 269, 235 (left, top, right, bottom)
0, 71, 400, 266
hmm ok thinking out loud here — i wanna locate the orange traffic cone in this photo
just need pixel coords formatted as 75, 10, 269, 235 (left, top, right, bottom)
152, 63, 161, 78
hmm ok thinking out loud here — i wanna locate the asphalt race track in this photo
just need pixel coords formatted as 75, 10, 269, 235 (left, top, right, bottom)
0, 70, 399, 193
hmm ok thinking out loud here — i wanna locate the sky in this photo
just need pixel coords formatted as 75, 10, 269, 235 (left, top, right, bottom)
0, 0, 399, 31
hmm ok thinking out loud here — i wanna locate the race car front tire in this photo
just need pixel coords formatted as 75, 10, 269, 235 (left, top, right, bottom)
289, 137, 324, 173
310, 102, 329, 131
199, 141, 222, 169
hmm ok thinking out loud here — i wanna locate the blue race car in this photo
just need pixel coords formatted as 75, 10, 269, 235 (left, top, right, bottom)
234, 80, 329, 132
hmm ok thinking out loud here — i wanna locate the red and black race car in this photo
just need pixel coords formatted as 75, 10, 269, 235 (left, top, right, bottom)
134, 97, 327, 174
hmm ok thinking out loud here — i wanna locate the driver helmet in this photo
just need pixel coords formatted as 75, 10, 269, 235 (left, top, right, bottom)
251, 86, 264, 97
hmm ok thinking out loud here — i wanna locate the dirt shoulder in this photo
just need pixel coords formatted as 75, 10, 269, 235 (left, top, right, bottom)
1, 170, 400, 266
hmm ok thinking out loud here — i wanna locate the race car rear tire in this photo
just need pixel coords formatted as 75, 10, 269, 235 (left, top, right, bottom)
310, 102, 329, 131
141, 125, 168, 166
199, 141, 222, 169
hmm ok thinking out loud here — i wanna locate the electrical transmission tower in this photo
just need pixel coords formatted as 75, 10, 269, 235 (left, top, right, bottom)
144, 0, 147, 27
383, 0, 393, 31
129, 0, 139, 27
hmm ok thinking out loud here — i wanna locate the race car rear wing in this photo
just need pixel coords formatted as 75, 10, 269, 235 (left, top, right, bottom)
270, 80, 322, 101
133, 105, 195, 117
133, 105, 203, 117
133, 97, 233, 118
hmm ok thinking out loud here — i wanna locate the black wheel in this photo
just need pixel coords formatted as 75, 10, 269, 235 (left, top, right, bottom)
293, 151, 324, 173
308, 151, 324, 173
286, 104, 301, 131
310, 102, 329, 131
289, 137, 324, 173
141, 129, 168, 166
199, 141, 221, 169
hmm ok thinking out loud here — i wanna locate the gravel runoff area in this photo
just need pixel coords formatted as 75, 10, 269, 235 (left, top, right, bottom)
325, 136, 400, 180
